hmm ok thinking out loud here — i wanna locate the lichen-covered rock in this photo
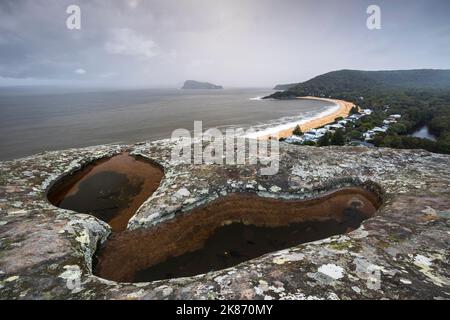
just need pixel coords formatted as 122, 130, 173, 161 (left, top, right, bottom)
0, 140, 449, 300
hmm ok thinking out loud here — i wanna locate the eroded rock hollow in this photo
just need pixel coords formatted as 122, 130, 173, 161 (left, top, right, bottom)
95, 187, 380, 283
47, 153, 164, 232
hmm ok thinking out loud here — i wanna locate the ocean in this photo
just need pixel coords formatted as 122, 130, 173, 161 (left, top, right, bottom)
0, 87, 333, 160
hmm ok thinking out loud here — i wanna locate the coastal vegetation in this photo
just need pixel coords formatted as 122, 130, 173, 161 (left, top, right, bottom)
293, 125, 303, 136
269, 70, 450, 154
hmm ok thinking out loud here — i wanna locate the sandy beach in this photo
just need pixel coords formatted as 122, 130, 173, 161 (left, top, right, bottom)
250, 96, 356, 140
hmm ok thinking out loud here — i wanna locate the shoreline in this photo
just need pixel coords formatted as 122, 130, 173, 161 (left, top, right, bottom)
246, 96, 356, 140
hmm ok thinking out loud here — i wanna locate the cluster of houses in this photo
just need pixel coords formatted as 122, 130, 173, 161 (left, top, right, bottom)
284, 108, 374, 144
362, 114, 401, 141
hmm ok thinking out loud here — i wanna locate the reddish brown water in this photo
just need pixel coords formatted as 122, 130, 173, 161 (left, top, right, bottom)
94, 188, 381, 283
47, 153, 164, 232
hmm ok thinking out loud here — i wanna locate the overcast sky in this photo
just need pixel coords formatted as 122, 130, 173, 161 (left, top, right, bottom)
1, 0, 449, 88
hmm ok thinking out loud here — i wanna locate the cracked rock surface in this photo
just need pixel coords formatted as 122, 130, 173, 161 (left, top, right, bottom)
0, 140, 449, 300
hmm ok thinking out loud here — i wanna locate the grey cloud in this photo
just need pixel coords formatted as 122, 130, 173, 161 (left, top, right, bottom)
0, 0, 449, 87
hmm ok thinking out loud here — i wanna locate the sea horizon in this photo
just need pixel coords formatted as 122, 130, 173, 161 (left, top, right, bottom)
0, 87, 334, 161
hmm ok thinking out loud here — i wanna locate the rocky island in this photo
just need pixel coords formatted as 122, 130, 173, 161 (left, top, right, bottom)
182, 80, 223, 90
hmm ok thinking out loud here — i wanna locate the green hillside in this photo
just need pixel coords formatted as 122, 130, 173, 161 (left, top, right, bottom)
268, 69, 450, 99
268, 69, 450, 155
